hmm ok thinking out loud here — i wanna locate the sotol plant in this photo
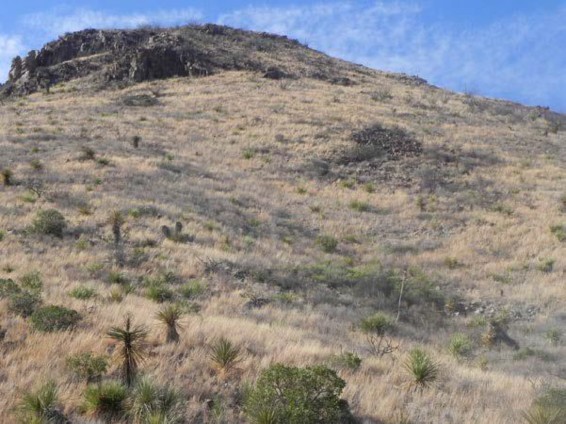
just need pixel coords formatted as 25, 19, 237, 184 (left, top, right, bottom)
208, 337, 242, 375
155, 304, 184, 343
107, 315, 148, 387
404, 348, 440, 391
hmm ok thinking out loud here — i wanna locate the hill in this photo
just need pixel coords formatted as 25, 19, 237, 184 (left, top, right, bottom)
1, 23, 566, 424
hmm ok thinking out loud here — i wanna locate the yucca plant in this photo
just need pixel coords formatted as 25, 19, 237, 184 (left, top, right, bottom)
107, 315, 148, 387
129, 377, 183, 424
523, 388, 566, 424
15, 380, 63, 423
82, 381, 127, 420
155, 304, 184, 343
208, 337, 242, 375
404, 348, 439, 391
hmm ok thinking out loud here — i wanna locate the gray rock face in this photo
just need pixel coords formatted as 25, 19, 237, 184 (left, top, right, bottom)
2, 23, 369, 97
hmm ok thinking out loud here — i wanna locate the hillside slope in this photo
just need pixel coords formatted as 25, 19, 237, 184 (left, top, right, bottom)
1, 24, 566, 424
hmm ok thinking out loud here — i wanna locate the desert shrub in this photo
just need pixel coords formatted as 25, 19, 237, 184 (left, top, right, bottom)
244, 364, 347, 424
108, 271, 128, 285
79, 146, 96, 161
69, 286, 97, 300
316, 235, 338, 253
15, 380, 66, 424
329, 352, 362, 371
8, 291, 42, 317
146, 283, 174, 303
30, 159, 43, 171
448, 333, 473, 358
30, 305, 81, 332
404, 348, 439, 390
545, 328, 562, 346
66, 352, 108, 383
20, 271, 42, 292
31, 209, 67, 237
130, 377, 184, 424
550, 225, 566, 242
349, 200, 371, 212
209, 337, 242, 373
179, 279, 205, 299
360, 313, 397, 356
0, 278, 21, 298
523, 388, 566, 424
82, 381, 127, 419
0, 229, 5, 241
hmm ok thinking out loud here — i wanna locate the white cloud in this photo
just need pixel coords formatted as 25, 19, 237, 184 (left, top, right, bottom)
220, 2, 566, 110
0, 35, 25, 83
22, 7, 204, 38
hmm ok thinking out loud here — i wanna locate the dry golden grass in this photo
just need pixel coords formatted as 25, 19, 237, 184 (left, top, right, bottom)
0, 67, 565, 423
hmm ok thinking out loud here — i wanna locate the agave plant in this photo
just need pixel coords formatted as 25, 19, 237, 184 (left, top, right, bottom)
404, 348, 439, 391
155, 304, 184, 343
130, 377, 183, 424
16, 380, 64, 423
107, 315, 148, 387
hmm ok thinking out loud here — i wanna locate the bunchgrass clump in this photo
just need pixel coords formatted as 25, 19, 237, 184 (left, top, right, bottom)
20, 271, 42, 292
129, 377, 184, 424
349, 200, 371, 212
550, 225, 566, 242
15, 381, 62, 423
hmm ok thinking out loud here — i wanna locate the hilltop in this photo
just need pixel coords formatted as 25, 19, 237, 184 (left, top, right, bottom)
0, 24, 565, 424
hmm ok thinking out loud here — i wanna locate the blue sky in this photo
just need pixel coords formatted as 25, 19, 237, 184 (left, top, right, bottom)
1, 1, 564, 112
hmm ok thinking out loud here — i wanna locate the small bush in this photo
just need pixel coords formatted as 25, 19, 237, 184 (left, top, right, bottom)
31, 209, 67, 238
0, 229, 5, 241
146, 283, 174, 303
448, 333, 473, 358
69, 286, 97, 300
30, 305, 81, 332
0, 278, 21, 298
244, 364, 347, 424
550, 225, 566, 242
108, 271, 128, 285
545, 328, 562, 346
179, 280, 205, 299
66, 352, 108, 383
349, 200, 371, 212
82, 381, 127, 419
360, 313, 393, 336
316, 235, 338, 253
329, 352, 362, 371
20, 271, 42, 292
537, 258, 555, 273
404, 348, 439, 390
8, 291, 42, 317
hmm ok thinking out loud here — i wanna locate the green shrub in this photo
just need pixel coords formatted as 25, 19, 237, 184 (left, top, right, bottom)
108, 271, 128, 285
69, 286, 97, 300
349, 200, 371, 212
316, 235, 338, 253
448, 333, 473, 358
8, 291, 42, 317
523, 388, 566, 424
82, 381, 127, 419
537, 258, 555, 273
0, 278, 21, 298
146, 283, 174, 303
404, 348, 439, 390
0, 229, 5, 241
329, 352, 362, 371
360, 313, 393, 336
30, 305, 81, 332
179, 280, 205, 299
244, 364, 347, 424
545, 328, 562, 346
20, 271, 42, 292
66, 352, 108, 383
550, 225, 566, 242
31, 209, 67, 237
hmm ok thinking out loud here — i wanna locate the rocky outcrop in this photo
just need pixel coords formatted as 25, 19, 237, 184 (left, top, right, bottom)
2, 24, 368, 97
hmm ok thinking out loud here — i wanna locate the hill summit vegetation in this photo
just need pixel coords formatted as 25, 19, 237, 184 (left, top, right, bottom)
0, 23, 565, 424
